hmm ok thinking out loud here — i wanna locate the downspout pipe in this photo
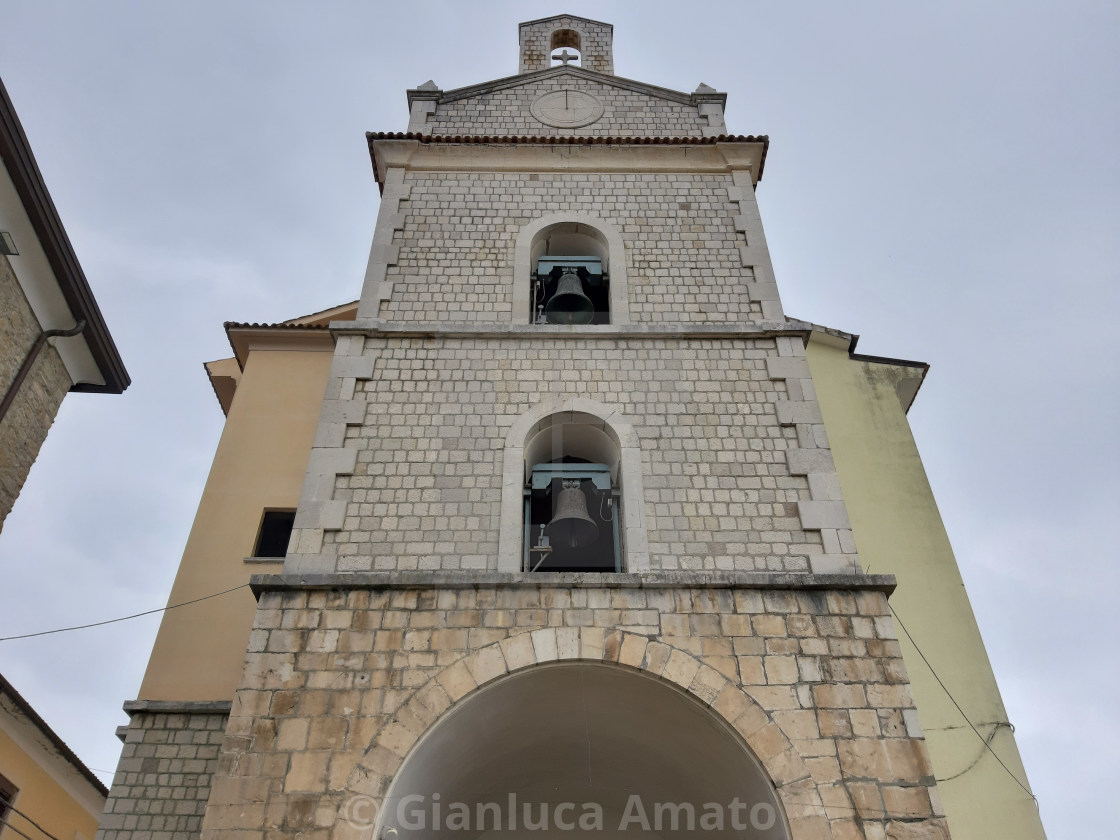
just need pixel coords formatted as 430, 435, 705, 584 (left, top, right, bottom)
0, 319, 86, 424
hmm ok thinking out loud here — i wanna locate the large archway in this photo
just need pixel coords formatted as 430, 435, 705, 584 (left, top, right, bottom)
377, 663, 791, 839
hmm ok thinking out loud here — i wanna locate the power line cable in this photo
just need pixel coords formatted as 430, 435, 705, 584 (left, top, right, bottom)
0, 803, 62, 840
0, 583, 250, 642
887, 602, 1038, 804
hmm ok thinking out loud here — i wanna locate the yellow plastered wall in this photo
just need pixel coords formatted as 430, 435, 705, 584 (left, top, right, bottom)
139, 346, 333, 701
0, 726, 102, 840
806, 334, 1046, 840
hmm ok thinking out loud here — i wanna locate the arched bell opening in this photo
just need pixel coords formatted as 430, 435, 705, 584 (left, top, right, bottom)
523, 412, 622, 572
530, 223, 610, 325
550, 28, 583, 66
513, 215, 629, 326
377, 663, 791, 839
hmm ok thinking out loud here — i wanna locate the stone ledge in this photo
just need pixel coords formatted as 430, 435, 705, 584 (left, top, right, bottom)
328, 320, 809, 340
250, 571, 896, 596
122, 699, 233, 716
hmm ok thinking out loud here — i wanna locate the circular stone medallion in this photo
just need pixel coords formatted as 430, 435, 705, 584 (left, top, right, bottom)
530, 89, 605, 128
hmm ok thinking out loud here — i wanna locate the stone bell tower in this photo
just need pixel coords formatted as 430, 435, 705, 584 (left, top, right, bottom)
184, 14, 958, 839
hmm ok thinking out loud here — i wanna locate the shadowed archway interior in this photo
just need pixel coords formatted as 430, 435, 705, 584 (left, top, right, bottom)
379, 663, 790, 839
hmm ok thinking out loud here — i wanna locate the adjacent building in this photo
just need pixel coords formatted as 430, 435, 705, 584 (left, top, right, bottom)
98, 16, 1045, 840
1, 672, 108, 840
0, 76, 129, 531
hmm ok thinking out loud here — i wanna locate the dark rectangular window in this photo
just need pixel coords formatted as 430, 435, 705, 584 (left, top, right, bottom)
253, 510, 295, 558
0, 773, 17, 832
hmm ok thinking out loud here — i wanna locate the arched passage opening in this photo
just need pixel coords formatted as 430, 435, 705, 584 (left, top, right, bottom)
379, 663, 791, 839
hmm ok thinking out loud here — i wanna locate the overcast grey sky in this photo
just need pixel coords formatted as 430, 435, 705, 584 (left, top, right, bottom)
1, 1, 1116, 835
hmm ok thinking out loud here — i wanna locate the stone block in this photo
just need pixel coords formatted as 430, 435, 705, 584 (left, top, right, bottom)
776, 400, 824, 426
662, 649, 701, 689
798, 501, 852, 530
285, 751, 331, 793
467, 644, 508, 685
765, 356, 811, 381
786, 448, 836, 476
618, 634, 648, 668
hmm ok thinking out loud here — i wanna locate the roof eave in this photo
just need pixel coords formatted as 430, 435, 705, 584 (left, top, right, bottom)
0, 672, 108, 798
794, 318, 930, 413
0, 77, 129, 394
223, 322, 334, 369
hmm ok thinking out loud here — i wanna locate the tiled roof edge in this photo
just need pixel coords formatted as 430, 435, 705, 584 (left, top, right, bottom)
366, 131, 767, 145
0, 672, 108, 797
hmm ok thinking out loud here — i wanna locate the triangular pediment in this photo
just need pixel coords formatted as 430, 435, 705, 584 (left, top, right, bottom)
427, 66, 716, 108
410, 67, 725, 139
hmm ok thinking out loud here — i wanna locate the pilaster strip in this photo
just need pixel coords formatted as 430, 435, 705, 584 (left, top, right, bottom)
727, 171, 785, 320
285, 336, 376, 572
356, 167, 409, 318
407, 100, 437, 134
697, 101, 727, 138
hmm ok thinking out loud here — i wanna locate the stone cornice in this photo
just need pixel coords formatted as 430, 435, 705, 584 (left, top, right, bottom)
328, 320, 808, 341
250, 571, 897, 596
369, 137, 765, 186
122, 699, 233, 715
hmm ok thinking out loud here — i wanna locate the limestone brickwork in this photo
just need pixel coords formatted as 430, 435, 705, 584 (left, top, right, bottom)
96, 705, 230, 840
421, 73, 707, 138
0, 253, 72, 529
299, 334, 830, 574
199, 576, 949, 840
376, 171, 758, 323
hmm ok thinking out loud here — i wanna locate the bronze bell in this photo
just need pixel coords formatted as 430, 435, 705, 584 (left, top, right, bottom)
545, 483, 599, 548
544, 270, 595, 325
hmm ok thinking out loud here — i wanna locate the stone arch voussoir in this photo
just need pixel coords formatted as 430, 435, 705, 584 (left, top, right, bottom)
343, 629, 836, 839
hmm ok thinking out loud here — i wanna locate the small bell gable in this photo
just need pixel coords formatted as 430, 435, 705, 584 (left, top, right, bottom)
519, 14, 614, 74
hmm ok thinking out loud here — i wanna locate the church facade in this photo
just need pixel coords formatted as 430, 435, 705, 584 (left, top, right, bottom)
97, 16, 1045, 840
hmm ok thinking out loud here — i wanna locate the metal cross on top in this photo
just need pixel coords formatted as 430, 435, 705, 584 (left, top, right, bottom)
552, 50, 578, 65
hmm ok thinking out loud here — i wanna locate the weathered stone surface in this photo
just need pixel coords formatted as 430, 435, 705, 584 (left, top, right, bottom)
95, 708, 229, 840
194, 583, 944, 839
0, 255, 73, 531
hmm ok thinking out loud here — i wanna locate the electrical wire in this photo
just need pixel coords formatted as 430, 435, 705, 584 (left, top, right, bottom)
0, 802, 62, 840
887, 603, 1038, 804
0, 565, 1040, 816
0, 583, 251, 642
935, 721, 1012, 783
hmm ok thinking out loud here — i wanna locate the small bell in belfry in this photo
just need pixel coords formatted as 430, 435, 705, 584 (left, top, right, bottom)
545, 480, 599, 548
544, 270, 595, 325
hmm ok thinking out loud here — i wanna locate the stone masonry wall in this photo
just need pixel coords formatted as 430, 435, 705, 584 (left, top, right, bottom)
320, 336, 822, 573
424, 77, 704, 138
379, 171, 759, 324
0, 254, 72, 530
96, 708, 230, 840
200, 580, 949, 839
